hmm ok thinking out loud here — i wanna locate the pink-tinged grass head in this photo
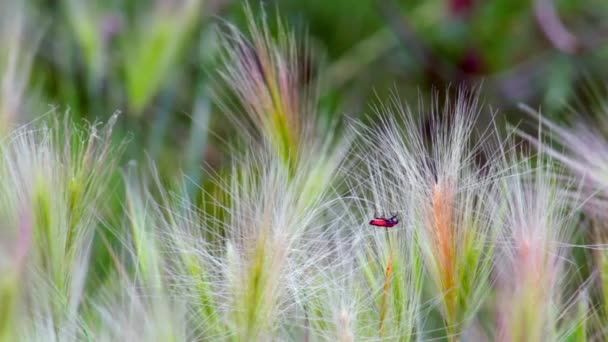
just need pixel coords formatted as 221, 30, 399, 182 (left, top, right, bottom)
519, 104, 608, 339
352, 88, 500, 340
216, 4, 319, 170
493, 147, 586, 342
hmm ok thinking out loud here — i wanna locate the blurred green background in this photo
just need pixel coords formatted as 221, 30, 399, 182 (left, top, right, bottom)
3, 0, 608, 179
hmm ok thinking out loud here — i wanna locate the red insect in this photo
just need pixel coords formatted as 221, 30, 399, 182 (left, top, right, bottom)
369, 215, 399, 228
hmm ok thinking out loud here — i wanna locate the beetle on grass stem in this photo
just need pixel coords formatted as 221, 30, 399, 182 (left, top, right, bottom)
369, 215, 399, 228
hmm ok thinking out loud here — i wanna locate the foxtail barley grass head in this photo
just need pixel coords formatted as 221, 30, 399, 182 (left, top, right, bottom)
521, 107, 608, 339
495, 146, 571, 341
123, 147, 353, 341
216, 4, 323, 172
493, 146, 586, 342
353, 90, 499, 340
0, 112, 121, 340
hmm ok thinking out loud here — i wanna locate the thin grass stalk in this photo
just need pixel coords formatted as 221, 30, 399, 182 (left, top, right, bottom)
378, 228, 393, 337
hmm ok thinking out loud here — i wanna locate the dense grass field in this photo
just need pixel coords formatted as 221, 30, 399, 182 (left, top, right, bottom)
2, 0, 608, 341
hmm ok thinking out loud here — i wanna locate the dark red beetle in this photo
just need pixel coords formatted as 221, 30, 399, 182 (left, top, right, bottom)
369, 215, 399, 228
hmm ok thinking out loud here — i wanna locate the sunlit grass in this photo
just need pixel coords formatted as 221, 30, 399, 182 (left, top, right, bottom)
0, 2, 607, 341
